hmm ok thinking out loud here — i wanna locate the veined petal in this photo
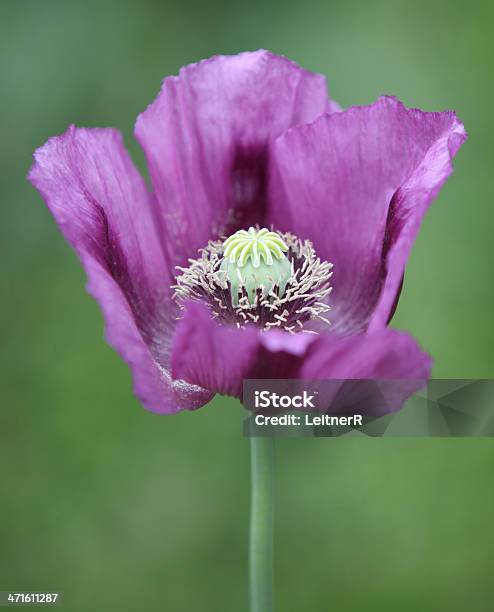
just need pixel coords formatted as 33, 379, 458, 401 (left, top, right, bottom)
135, 50, 332, 268
368, 116, 467, 330
171, 301, 316, 397
28, 126, 212, 413
84, 256, 213, 413
301, 328, 432, 379
299, 328, 432, 416
269, 96, 467, 333
171, 301, 429, 417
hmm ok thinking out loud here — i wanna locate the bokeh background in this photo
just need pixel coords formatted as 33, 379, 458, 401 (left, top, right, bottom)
1, 0, 493, 610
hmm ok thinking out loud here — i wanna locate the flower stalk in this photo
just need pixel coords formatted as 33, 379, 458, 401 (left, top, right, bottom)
249, 435, 275, 612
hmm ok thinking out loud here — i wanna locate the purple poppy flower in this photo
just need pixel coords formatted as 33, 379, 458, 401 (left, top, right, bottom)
28, 50, 467, 414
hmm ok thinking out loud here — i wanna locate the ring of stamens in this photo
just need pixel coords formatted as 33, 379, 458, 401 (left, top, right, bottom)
173, 231, 333, 334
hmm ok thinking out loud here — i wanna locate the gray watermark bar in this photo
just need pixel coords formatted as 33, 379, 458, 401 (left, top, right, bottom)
242, 379, 494, 437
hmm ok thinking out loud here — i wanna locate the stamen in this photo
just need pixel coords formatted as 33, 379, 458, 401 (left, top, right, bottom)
173, 229, 333, 334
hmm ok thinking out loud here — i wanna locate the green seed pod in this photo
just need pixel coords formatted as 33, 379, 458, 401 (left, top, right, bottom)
220, 227, 292, 305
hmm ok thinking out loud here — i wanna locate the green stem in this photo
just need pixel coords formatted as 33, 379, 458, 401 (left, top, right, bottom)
249, 435, 275, 612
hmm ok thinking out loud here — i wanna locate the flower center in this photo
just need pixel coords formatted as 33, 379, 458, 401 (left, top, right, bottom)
173, 227, 333, 333
220, 227, 293, 305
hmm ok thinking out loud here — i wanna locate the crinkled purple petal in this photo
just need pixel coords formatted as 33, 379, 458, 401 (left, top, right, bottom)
171, 302, 431, 414
368, 117, 467, 330
28, 126, 212, 413
135, 50, 332, 268
171, 301, 317, 397
269, 96, 467, 333
300, 328, 432, 379
299, 328, 432, 416
83, 256, 212, 413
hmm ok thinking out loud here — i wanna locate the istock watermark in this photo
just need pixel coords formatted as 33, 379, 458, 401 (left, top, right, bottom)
254, 390, 318, 410
243, 379, 494, 437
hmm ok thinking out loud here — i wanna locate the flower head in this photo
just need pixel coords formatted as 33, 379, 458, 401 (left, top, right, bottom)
28, 50, 467, 414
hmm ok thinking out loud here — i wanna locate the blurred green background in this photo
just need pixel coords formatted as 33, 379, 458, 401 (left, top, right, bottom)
1, 0, 493, 610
